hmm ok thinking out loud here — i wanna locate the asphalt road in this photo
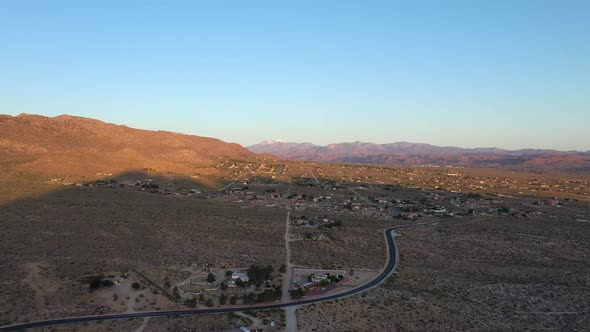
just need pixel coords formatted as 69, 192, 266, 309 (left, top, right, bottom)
1, 217, 472, 331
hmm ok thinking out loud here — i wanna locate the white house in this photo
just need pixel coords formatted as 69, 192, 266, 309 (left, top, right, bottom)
311, 273, 328, 282
231, 272, 250, 282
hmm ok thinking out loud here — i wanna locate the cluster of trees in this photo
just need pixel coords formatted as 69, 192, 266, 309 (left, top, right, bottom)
326, 274, 343, 283
317, 220, 342, 229
242, 286, 281, 304
172, 286, 180, 300
183, 293, 238, 308
90, 278, 114, 290
184, 293, 214, 307
247, 265, 274, 286
140, 183, 159, 190
184, 297, 197, 307
286, 193, 319, 202
303, 232, 315, 240
93, 179, 117, 186
242, 292, 257, 305
290, 288, 305, 299
400, 205, 420, 213
177, 266, 281, 308
256, 287, 282, 303
83, 275, 114, 291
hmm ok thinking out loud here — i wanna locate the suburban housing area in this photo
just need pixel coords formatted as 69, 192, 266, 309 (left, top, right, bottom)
0, 115, 589, 331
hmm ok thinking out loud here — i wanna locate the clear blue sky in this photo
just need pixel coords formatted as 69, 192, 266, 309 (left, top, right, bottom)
1, 0, 589, 150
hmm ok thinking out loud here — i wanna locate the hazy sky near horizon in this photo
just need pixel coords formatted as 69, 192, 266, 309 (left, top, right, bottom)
1, 0, 589, 151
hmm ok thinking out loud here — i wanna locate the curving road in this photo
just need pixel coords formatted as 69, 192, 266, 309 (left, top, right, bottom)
0, 217, 470, 331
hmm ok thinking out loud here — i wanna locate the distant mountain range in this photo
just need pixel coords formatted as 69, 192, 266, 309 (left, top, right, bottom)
248, 140, 590, 172
0, 114, 254, 177
3, 114, 588, 177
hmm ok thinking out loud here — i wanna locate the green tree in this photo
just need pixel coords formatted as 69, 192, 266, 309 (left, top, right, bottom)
255, 287, 282, 303
220, 281, 227, 291
242, 293, 257, 305
172, 286, 180, 299
247, 265, 274, 286
230, 295, 237, 305
206, 273, 216, 283
184, 297, 197, 308
290, 288, 305, 300
89, 279, 102, 290
101, 279, 114, 287
219, 294, 227, 305
132, 282, 141, 290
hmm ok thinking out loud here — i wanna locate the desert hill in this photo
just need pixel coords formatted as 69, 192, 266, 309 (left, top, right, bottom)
0, 114, 256, 178
248, 140, 590, 172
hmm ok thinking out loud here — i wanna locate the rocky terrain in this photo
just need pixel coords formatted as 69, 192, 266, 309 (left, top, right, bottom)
0, 113, 256, 178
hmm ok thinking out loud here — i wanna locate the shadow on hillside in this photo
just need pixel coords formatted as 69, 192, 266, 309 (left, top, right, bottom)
0, 168, 323, 325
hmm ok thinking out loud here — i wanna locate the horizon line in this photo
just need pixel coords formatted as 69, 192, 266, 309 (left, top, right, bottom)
5, 112, 589, 153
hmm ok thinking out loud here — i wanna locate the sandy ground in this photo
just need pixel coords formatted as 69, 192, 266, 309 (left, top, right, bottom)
132, 317, 151, 332
282, 210, 298, 332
